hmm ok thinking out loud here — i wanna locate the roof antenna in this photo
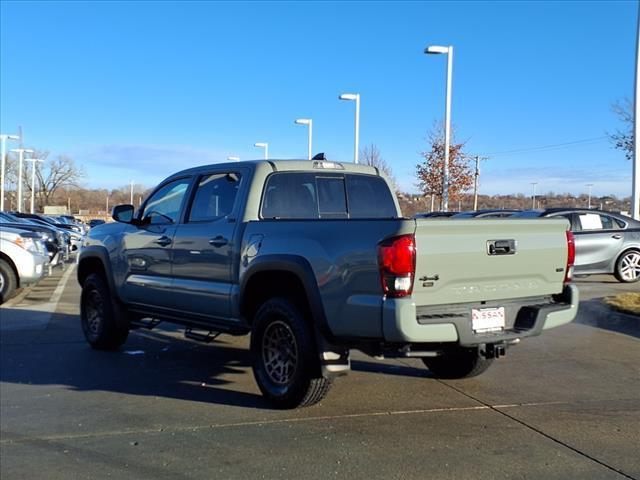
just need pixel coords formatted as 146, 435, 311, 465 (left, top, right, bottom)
311, 152, 326, 161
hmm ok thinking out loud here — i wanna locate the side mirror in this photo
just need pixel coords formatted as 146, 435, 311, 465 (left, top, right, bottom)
112, 204, 135, 223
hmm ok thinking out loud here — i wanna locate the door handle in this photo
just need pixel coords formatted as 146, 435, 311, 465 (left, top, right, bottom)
154, 235, 172, 247
612, 234, 623, 240
209, 236, 229, 247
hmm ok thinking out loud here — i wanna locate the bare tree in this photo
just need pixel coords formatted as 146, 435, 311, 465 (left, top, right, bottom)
359, 144, 397, 191
416, 125, 474, 210
32, 153, 86, 209
608, 98, 633, 160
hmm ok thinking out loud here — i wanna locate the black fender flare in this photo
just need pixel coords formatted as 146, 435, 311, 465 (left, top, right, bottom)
77, 245, 118, 298
239, 255, 334, 342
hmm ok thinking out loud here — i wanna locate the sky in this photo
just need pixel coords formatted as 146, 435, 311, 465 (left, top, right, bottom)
0, 0, 637, 197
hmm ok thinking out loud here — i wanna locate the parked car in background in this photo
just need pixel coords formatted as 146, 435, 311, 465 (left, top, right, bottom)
513, 208, 640, 283
413, 211, 459, 218
0, 226, 49, 303
88, 219, 106, 228
11, 212, 83, 252
452, 209, 521, 218
0, 212, 63, 264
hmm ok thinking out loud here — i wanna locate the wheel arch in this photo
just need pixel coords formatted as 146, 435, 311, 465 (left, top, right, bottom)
239, 255, 332, 340
77, 246, 117, 295
614, 246, 640, 278
0, 252, 20, 288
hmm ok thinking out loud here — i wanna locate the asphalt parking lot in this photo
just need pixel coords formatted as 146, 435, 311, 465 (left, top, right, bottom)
0, 268, 638, 480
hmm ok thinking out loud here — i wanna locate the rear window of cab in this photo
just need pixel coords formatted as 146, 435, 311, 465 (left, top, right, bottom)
260, 172, 398, 220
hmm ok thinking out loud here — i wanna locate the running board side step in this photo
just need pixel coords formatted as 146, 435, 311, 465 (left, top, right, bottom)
184, 328, 220, 343
130, 318, 162, 330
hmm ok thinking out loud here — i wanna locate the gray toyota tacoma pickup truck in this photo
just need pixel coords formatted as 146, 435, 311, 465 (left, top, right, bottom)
78, 158, 579, 408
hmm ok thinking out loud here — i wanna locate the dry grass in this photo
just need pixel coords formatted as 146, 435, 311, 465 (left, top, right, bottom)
604, 292, 640, 316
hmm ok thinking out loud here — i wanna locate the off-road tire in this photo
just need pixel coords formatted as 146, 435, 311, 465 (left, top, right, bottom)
0, 259, 17, 305
80, 273, 129, 350
251, 297, 331, 409
614, 250, 640, 283
422, 347, 493, 379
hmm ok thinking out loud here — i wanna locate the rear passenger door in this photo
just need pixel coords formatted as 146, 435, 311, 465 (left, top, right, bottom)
170, 170, 244, 320
562, 212, 624, 273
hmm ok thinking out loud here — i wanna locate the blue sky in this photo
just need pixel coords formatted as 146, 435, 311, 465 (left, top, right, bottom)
0, 0, 637, 197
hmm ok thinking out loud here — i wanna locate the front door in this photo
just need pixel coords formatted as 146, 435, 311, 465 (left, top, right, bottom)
122, 177, 192, 309
171, 171, 243, 320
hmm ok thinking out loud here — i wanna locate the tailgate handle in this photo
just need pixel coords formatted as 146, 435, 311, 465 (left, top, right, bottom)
487, 239, 516, 256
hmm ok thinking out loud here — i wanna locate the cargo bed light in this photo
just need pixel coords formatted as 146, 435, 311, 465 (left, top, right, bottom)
312, 160, 344, 170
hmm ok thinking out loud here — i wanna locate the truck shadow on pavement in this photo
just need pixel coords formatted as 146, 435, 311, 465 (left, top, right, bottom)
0, 309, 434, 410
0, 310, 273, 410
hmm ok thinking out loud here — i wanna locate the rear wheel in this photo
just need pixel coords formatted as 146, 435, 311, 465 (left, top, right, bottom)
0, 259, 17, 304
251, 297, 331, 408
614, 250, 640, 283
422, 347, 493, 379
80, 273, 129, 350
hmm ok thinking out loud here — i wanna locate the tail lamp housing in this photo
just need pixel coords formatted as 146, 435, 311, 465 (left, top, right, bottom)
378, 234, 416, 298
565, 230, 575, 283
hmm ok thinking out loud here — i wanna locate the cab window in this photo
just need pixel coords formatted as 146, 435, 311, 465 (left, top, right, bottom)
141, 178, 190, 225
188, 173, 242, 222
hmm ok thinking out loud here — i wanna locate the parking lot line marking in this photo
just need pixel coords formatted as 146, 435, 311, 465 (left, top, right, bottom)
0, 401, 569, 445
48, 265, 76, 309
437, 380, 637, 480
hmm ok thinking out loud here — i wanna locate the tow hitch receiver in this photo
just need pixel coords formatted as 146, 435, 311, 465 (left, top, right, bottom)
483, 343, 506, 359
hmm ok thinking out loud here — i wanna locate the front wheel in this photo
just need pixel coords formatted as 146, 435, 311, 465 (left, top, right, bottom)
0, 259, 17, 305
422, 347, 493, 379
80, 273, 129, 350
250, 297, 331, 409
614, 250, 640, 283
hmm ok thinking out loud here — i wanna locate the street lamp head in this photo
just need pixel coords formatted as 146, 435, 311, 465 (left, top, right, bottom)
339, 93, 358, 101
10, 148, 34, 154
1, 134, 20, 140
254, 142, 268, 148
425, 45, 450, 55
295, 118, 311, 125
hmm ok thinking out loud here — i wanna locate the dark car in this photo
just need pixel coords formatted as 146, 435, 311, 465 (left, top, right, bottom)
452, 209, 521, 218
513, 208, 640, 283
413, 211, 459, 218
88, 219, 106, 228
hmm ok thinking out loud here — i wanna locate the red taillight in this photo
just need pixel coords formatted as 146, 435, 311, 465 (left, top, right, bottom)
378, 234, 416, 297
565, 230, 575, 283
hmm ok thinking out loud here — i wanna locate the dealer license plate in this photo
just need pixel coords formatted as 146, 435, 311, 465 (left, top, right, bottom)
471, 307, 506, 333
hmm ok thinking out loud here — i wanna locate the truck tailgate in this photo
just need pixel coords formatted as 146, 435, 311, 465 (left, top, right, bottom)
412, 218, 569, 307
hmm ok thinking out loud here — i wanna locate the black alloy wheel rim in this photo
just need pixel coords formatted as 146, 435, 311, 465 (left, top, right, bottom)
262, 320, 298, 385
85, 289, 104, 336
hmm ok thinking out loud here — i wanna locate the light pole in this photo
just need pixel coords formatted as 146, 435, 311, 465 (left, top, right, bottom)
633, 6, 640, 219
130, 180, 134, 205
531, 182, 538, 209
586, 183, 594, 209
227, 156, 240, 162
425, 45, 454, 212
25, 158, 43, 214
294, 118, 313, 160
339, 93, 360, 164
254, 142, 269, 160
472, 156, 488, 211
10, 148, 34, 212
1, 133, 20, 211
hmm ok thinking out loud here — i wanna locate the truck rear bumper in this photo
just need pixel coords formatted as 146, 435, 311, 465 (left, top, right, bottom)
382, 284, 579, 345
